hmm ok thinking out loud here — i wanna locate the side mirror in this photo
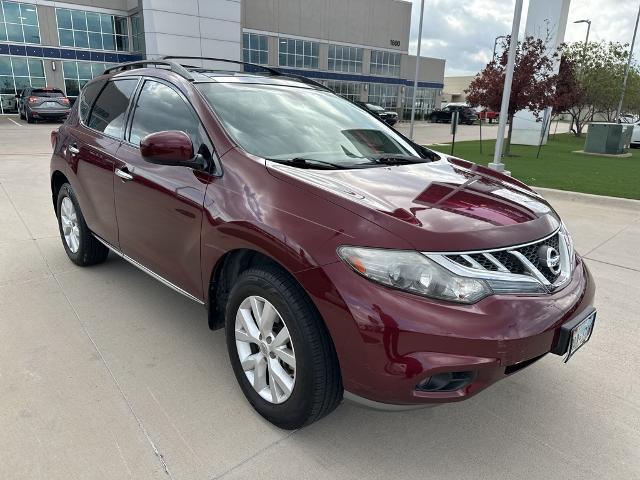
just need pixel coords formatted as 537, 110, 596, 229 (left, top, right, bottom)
140, 130, 205, 169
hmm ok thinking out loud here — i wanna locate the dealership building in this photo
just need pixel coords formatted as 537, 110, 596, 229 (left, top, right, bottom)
0, 0, 445, 117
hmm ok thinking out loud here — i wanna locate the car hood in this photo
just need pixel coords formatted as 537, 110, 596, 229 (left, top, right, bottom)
267, 155, 561, 252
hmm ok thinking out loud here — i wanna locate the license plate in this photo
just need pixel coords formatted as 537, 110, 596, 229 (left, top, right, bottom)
565, 311, 596, 362
42, 101, 58, 108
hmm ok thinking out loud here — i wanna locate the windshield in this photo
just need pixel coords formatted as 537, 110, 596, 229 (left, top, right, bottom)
197, 83, 421, 167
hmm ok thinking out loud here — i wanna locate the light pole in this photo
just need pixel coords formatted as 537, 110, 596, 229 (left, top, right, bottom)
617, 3, 640, 122
409, 0, 425, 140
492, 35, 507, 60
489, 0, 524, 174
573, 19, 591, 55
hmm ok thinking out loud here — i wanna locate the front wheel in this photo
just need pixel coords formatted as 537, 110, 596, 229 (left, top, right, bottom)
56, 183, 109, 266
225, 266, 342, 429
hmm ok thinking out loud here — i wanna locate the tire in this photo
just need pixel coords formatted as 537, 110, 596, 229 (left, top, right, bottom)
225, 266, 342, 429
56, 183, 109, 266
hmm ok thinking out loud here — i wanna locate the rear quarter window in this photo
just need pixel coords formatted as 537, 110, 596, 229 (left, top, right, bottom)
78, 79, 106, 124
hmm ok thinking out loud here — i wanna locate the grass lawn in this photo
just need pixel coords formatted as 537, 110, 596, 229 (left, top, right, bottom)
425, 133, 640, 200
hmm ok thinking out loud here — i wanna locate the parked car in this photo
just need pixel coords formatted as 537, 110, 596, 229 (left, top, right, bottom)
17, 87, 71, 123
429, 104, 478, 124
50, 58, 596, 429
631, 121, 640, 147
356, 102, 398, 126
478, 108, 499, 123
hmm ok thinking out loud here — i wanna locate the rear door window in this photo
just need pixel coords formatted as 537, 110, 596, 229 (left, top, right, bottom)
87, 79, 138, 138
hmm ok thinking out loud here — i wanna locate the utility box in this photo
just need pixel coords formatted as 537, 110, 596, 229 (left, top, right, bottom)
584, 123, 634, 155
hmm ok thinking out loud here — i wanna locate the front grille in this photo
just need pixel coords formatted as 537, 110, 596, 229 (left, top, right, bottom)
437, 230, 570, 291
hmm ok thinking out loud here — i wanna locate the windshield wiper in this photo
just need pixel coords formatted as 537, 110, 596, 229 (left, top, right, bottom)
366, 154, 430, 165
266, 157, 352, 170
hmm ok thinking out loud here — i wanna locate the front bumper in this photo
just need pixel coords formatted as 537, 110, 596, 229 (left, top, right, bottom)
297, 255, 595, 407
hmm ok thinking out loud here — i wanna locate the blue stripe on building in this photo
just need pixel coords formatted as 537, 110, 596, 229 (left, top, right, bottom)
275, 67, 444, 89
0, 42, 142, 63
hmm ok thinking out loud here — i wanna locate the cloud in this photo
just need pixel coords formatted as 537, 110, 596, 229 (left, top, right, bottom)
408, 0, 637, 76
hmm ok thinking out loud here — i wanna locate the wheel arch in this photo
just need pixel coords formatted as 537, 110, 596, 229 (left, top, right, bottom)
51, 170, 70, 212
206, 248, 327, 334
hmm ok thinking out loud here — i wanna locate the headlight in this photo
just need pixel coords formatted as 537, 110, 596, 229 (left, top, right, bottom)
560, 222, 576, 267
337, 246, 491, 304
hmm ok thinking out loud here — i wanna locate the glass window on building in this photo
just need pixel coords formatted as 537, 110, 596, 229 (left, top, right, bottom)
328, 45, 362, 73
368, 83, 399, 110
326, 80, 361, 102
402, 86, 438, 120
130, 13, 144, 52
243, 33, 268, 65
370, 50, 401, 77
0, 1, 40, 43
62, 60, 115, 102
56, 8, 129, 51
0, 55, 45, 113
278, 38, 318, 69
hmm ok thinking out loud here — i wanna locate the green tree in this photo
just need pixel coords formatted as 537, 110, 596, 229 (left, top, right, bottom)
561, 41, 639, 132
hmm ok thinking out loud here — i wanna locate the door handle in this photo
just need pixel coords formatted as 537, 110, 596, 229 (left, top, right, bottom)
68, 144, 79, 154
115, 167, 134, 181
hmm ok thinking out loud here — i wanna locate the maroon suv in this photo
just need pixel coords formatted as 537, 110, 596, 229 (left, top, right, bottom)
49, 58, 596, 429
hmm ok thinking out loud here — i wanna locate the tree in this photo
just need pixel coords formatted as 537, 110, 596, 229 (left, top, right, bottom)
560, 41, 640, 131
551, 55, 589, 136
465, 36, 558, 155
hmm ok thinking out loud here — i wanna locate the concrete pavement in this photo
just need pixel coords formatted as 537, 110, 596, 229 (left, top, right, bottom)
394, 119, 571, 145
1, 116, 639, 479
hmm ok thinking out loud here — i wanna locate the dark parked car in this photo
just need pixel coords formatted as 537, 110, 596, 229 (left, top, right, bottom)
50, 58, 596, 429
429, 104, 478, 124
17, 87, 71, 123
356, 102, 398, 126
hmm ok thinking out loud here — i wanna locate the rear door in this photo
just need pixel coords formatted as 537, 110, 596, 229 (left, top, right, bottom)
114, 78, 216, 300
64, 78, 139, 247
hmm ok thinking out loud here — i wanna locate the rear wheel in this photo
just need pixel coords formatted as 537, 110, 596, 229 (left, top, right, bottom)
225, 266, 342, 429
56, 183, 109, 266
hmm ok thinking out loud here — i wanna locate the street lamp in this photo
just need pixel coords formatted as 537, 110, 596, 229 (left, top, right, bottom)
617, 3, 640, 121
492, 35, 507, 60
490, 0, 524, 173
573, 19, 591, 55
409, 0, 426, 140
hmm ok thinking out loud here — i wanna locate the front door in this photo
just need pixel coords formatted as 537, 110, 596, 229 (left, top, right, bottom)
114, 79, 216, 300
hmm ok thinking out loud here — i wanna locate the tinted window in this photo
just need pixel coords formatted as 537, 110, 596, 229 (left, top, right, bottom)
79, 80, 105, 124
87, 79, 137, 137
129, 81, 205, 148
32, 89, 65, 97
197, 83, 419, 163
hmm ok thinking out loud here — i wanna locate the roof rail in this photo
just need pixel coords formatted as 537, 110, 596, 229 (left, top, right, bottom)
160, 56, 282, 76
275, 73, 334, 93
103, 60, 194, 81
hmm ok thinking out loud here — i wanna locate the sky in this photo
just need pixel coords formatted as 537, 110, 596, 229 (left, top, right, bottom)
407, 0, 640, 76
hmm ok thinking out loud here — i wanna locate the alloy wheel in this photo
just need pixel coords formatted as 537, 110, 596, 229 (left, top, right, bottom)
235, 295, 296, 404
60, 196, 80, 253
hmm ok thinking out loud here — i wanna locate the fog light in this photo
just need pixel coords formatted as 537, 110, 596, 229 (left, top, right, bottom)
416, 371, 474, 392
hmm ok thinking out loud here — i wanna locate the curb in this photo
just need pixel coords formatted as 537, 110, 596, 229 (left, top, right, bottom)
534, 187, 640, 209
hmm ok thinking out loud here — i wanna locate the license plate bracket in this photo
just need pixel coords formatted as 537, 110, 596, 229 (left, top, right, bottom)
551, 308, 596, 362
